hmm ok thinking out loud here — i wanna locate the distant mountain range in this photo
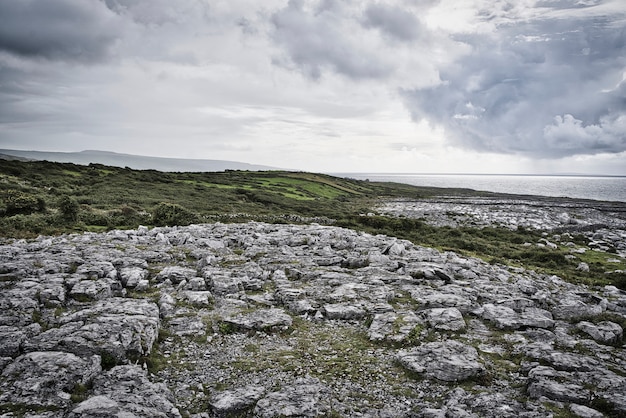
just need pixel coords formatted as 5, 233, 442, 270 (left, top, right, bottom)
0, 149, 279, 172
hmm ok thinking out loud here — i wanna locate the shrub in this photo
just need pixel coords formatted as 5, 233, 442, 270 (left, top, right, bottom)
152, 202, 199, 226
59, 195, 79, 222
2, 190, 44, 216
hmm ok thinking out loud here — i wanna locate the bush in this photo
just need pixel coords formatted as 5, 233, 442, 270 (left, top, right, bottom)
59, 195, 79, 222
0, 213, 52, 236
152, 202, 199, 226
2, 190, 44, 216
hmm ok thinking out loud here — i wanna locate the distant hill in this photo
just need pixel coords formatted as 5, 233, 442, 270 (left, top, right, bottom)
0, 149, 279, 172
0, 152, 33, 162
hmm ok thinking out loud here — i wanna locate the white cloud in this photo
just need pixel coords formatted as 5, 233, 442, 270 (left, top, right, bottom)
0, 0, 624, 174
402, 1, 626, 159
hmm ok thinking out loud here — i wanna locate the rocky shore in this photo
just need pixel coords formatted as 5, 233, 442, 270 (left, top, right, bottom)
1, 199, 625, 417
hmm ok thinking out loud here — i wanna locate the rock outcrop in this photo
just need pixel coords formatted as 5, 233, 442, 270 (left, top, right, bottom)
0, 220, 624, 417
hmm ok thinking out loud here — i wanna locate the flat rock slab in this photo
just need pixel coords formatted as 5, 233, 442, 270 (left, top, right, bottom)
424, 307, 466, 331
24, 298, 160, 361
69, 365, 181, 418
210, 385, 266, 417
397, 340, 485, 382
0, 351, 101, 408
223, 308, 292, 332
577, 321, 623, 345
253, 378, 331, 418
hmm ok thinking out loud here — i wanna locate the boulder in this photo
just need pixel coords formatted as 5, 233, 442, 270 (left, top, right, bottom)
526, 366, 588, 403
368, 311, 423, 343
182, 290, 213, 307
569, 404, 604, 418
210, 385, 266, 417
119, 266, 149, 288
69, 365, 181, 417
397, 340, 485, 382
323, 303, 366, 320
223, 308, 292, 332
156, 266, 197, 284
24, 298, 160, 361
577, 321, 623, 345
254, 378, 330, 418
0, 351, 101, 408
418, 292, 473, 313
482, 304, 554, 330
69, 279, 113, 301
482, 304, 520, 329
425, 307, 466, 331
553, 299, 603, 320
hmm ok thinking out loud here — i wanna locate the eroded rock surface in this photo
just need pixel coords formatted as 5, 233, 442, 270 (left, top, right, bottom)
0, 221, 624, 417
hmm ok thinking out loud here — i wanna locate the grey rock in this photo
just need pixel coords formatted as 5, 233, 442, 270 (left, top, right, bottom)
527, 378, 588, 404
69, 279, 113, 301
323, 303, 366, 320
159, 293, 177, 318
569, 404, 604, 418
418, 292, 473, 313
519, 307, 555, 329
0, 351, 101, 408
577, 320, 623, 345
368, 311, 422, 343
207, 274, 242, 295
69, 395, 121, 417
368, 312, 398, 342
156, 266, 197, 284
576, 262, 590, 272
0, 326, 27, 357
482, 304, 521, 329
553, 298, 603, 320
70, 365, 181, 418
119, 266, 149, 288
24, 298, 159, 361
397, 340, 485, 382
38, 278, 66, 307
424, 307, 466, 331
182, 291, 213, 307
526, 366, 589, 403
254, 378, 330, 418
169, 316, 206, 337
186, 277, 207, 291
210, 385, 265, 417
76, 261, 117, 280
1, 219, 625, 417
224, 308, 292, 332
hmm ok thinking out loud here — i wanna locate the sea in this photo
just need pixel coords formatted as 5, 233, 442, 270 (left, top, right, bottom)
336, 174, 626, 203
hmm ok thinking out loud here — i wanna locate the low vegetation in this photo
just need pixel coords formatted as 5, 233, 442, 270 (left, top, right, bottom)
0, 159, 623, 289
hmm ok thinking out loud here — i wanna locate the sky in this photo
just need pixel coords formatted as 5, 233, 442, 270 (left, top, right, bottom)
0, 0, 625, 174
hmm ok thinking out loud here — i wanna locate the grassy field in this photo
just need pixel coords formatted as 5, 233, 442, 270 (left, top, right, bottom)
1, 159, 623, 290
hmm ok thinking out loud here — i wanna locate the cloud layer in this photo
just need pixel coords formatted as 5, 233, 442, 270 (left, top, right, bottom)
401, 4, 626, 158
0, 0, 624, 173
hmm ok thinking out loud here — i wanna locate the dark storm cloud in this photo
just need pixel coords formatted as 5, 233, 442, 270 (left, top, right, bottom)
270, 0, 394, 79
402, 7, 626, 158
362, 3, 422, 42
0, 0, 123, 63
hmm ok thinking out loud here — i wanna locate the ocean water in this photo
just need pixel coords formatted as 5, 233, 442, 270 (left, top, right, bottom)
338, 174, 626, 203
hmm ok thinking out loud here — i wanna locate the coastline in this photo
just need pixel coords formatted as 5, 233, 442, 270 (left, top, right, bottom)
335, 173, 626, 203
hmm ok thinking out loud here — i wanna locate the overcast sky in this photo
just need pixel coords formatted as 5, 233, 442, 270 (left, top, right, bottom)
0, 0, 625, 174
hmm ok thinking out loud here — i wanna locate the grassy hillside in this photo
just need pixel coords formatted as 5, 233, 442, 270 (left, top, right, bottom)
0, 159, 436, 235
1, 159, 623, 289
